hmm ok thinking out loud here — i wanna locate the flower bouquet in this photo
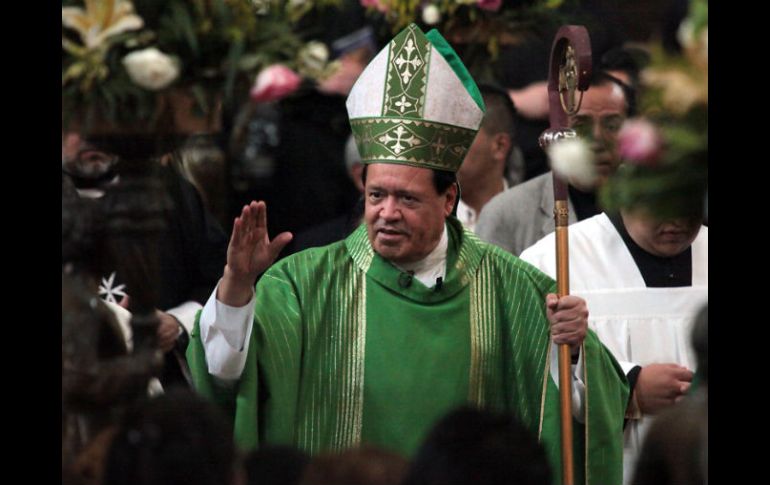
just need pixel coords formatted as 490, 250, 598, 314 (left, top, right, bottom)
62, 0, 340, 137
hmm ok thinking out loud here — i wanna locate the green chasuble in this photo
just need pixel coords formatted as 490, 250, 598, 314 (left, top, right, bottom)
188, 217, 628, 484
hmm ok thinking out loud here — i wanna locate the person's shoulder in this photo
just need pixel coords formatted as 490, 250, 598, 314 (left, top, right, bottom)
508, 172, 551, 197
491, 173, 550, 206
477, 174, 554, 249
256, 241, 354, 305
476, 237, 554, 285
566, 213, 623, 249
284, 239, 348, 264
565, 212, 611, 234
692, 223, 708, 258
520, 229, 556, 259
482, 174, 551, 222
269, 239, 351, 279
521, 213, 614, 258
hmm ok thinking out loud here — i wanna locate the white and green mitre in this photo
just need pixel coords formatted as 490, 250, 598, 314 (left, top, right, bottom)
346, 24, 485, 173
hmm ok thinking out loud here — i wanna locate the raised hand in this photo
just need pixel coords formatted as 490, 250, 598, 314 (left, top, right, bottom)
219, 201, 292, 306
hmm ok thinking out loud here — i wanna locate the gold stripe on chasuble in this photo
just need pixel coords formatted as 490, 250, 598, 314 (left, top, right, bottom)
468, 258, 498, 406
330, 251, 371, 451
537, 345, 550, 440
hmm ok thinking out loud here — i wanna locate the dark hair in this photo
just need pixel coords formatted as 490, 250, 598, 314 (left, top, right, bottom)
62, 174, 108, 277
361, 164, 456, 195
591, 70, 637, 116
300, 446, 408, 485
403, 406, 552, 485
244, 445, 310, 485
103, 389, 237, 485
477, 83, 518, 140
599, 46, 648, 88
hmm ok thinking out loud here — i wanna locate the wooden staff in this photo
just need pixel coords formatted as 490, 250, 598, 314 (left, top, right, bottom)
539, 25, 592, 485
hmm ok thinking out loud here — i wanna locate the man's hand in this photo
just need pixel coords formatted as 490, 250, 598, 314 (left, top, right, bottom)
219, 201, 292, 306
546, 293, 588, 355
156, 310, 181, 353
635, 363, 693, 415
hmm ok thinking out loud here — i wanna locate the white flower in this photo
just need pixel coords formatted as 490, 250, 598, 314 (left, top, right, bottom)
122, 48, 179, 90
250, 0, 271, 14
677, 19, 695, 50
422, 5, 441, 26
547, 138, 596, 188
62, 0, 144, 49
677, 19, 708, 67
304, 41, 329, 64
298, 41, 330, 75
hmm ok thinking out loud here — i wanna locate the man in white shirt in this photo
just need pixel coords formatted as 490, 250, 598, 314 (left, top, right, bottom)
520, 163, 708, 484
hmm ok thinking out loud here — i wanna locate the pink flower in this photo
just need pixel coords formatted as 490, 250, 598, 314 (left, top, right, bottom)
477, 0, 502, 12
618, 119, 665, 167
250, 65, 302, 103
360, 0, 388, 13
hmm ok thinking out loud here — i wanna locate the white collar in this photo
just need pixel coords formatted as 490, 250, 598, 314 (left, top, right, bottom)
75, 188, 107, 199
457, 178, 509, 232
73, 174, 121, 199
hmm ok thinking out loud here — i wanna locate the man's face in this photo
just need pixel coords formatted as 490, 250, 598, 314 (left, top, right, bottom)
568, 82, 627, 189
61, 132, 116, 178
622, 209, 702, 257
365, 163, 457, 264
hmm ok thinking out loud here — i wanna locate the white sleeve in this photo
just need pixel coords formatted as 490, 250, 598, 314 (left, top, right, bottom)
549, 343, 586, 423
199, 280, 256, 381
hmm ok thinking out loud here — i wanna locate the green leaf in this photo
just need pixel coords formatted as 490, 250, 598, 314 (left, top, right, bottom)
62, 37, 86, 57
62, 63, 86, 84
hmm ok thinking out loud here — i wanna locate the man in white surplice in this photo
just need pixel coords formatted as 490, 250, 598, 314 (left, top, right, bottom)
520, 205, 707, 485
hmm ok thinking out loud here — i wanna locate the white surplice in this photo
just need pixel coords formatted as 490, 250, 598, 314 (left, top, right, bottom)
520, 213, 708, 484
